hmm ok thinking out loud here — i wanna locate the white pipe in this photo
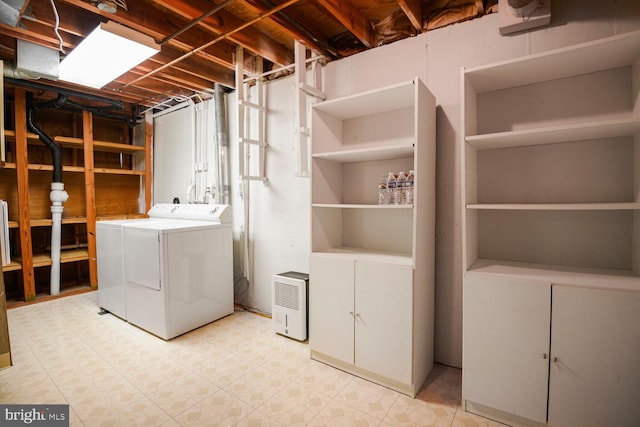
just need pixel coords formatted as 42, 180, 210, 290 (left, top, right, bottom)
189, 100, 197, 202
50, 182, 69, 295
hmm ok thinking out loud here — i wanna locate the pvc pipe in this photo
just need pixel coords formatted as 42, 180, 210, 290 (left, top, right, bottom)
49, 182, 69, 296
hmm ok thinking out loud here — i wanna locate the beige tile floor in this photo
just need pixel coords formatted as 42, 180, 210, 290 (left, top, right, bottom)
1, 292, 507, 426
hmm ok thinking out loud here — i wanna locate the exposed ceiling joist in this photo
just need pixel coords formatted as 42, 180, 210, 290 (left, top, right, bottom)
316, 0, 374, 48
0, 0, 496, 110
398, 0, 423, 31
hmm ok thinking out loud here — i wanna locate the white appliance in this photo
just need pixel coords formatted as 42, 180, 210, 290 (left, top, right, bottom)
272, 271, 309, 341
123, 204, 233, 340
96, 218, 134, 319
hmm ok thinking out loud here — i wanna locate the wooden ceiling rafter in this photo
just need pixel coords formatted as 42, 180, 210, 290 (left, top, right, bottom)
121, 0, 300, 90
397, 0, 423, 31
316, 0, 374, 48
0, 1, 495, 110
152, 0, 293, 67
239, 0, 338, 60
58, 0, 239, 70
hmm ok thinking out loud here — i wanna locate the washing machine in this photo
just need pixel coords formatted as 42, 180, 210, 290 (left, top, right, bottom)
96, 218, 135, 319
123, 204, 233, 340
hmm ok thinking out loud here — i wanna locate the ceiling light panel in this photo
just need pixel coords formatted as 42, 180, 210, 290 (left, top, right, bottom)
58, 21, 160, 89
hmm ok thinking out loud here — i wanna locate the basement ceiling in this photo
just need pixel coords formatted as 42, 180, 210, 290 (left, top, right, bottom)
0, 0, 496, 111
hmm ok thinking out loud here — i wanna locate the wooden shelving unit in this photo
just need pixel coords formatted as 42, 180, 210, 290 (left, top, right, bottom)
1, 87, 152, 304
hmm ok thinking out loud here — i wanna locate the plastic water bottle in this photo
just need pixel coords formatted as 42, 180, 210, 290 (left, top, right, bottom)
377, 175, 388, 205
386, 172, 397, 205
406, 170, 415, 205
396, 171, 407, 205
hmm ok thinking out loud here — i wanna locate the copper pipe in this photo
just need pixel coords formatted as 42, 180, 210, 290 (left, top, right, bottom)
123, 0, 300, 89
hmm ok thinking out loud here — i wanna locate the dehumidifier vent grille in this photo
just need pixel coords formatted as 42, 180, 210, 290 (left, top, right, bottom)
275, 282, 299, 310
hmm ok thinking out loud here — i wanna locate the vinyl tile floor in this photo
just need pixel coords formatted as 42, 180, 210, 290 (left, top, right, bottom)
1, 292, 506, 426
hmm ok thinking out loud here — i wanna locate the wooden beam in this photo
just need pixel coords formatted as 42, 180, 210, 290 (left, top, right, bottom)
398, 0, 423, 32
82, 111, 97, 290
123, 0, 300, 89
13, 89, 35, 301
240, 0, 337, 59
152, 0, 294, 66
316, 0, 373, 48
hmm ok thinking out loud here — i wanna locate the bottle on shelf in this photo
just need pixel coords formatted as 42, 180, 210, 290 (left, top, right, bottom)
386, 172, 397, 205
378, 175, 388, 205
406, 170, 415, 205
396, 171, 407, 205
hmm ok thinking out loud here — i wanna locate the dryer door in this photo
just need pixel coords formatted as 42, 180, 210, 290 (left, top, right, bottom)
124, 227, 161, 291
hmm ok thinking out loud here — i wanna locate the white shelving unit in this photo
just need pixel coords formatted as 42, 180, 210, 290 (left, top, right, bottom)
461, 30, 640, 427
309, 78, 436, 397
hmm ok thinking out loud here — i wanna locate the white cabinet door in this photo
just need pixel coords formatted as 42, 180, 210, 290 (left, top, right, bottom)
463, 274, 551, 423
309, 255, 355, 365
355, 261, 413, 384
548, 286, 640, 427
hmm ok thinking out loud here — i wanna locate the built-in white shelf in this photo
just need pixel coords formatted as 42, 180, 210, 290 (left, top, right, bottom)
467, 202, 640, 211
468, 258, 640, 292
313, 203, 413, 209
466, 117, 640, 150
464, 30, 640, 93
312, 144, 414, 162
310, 77, 435, 397
312, 80, 416, 119
461, 30, 640, 427
312, 247, 412, 265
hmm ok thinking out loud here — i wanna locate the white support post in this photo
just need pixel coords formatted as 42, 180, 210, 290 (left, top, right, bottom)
294, 40, 325, 177
236, 46, 268, 182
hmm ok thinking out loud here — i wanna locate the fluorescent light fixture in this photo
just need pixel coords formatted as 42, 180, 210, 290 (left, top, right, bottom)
58, 21, 159, 89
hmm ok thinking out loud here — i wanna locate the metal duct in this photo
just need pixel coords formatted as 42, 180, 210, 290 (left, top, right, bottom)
0, 0, 27, 27
214, 83, 230, 204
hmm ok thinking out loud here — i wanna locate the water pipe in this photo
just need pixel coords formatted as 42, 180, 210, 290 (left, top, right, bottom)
49, 182, 69, 295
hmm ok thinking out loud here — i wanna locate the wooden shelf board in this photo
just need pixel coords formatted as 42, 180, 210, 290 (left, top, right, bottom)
468, 258, 640, 292
93, 140, 145, 153
51, 136, 83, 148
2, 261, 22, 272
93, 168, 145, 175
313, 143, 415, 162
55, 136, 145, 154
467, 202, 640, 211
30, 217, 88, 227
26, 164, 85, 173
1, 163, 16, 169
3, 130, 39, 141
465, 117, 640, 150
32, 249, 89, 267
8, 221, 18, 229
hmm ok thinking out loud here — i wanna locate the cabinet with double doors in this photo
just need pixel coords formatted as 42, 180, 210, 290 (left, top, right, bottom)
309, 77, 436, 397
464, 272, 640, 427
461, 30, 640, 426
1, 85, 151, 304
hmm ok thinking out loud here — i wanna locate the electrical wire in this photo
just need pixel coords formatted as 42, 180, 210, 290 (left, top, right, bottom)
49, 0, 65, 54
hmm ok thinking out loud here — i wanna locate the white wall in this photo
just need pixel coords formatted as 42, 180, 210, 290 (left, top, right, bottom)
165, 0, 640, 368
228, 78, 311, 307
153, 105, 194, 204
